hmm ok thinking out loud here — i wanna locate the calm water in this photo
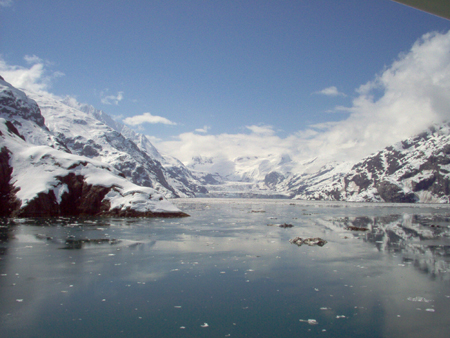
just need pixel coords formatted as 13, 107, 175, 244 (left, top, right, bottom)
1, 198, 450, 337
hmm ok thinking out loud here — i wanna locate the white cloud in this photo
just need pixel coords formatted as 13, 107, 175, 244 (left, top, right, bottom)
158, 125, 297, 167
123, 112, 176, 126
314, 86, 346, 97
24, 55, 43, 64
100, 90, 124, 105
312, 30, 450, 162
0, 55, 64, 93
245, 125, 275, 135
159, 30, 450, 170
195, 125, 210, 133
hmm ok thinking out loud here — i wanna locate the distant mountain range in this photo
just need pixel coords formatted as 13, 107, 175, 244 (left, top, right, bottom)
2, 74, 450, 215
188, 123, 450, 203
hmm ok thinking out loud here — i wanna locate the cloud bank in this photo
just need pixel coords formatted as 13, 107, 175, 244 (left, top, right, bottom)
159, 30, 450, 170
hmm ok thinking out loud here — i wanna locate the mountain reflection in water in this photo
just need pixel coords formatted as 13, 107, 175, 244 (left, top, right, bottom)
0, 199, 449, 338
326, 214, 450, 279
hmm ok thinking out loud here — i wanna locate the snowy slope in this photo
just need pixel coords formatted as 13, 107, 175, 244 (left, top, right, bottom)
0, 76, 186, 217
24, 90, 206, 198
298, 123, 450, 203
186, 154, 352, 199
185, 154, 301, 198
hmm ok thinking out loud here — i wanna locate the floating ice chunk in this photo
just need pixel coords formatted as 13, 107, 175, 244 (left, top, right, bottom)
426, 308, 435, 312
407, 297, 433, 303
200, 323, 209, 328
336, 315, 346, 319
180, 326, 186, 329
16, 299, 23, 302
299, 319, 318, 325
174, 306, 182, 308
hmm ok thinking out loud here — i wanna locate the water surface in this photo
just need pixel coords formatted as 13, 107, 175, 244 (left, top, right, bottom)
1, 199, 449, 337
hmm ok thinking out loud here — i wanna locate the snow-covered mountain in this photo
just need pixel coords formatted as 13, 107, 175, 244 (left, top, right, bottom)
185, 123, 450, 203
290, 123, 450, 203
0, 76, 187, 217
22, 90, 206, 199
185, 153, 353, 199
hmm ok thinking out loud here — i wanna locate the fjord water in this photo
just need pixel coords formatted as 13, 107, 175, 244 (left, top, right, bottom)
1, 199, 449, 337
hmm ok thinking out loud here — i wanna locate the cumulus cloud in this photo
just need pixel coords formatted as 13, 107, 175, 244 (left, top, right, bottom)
100, 90, 124, 105
314, 86, 346, 97
195, 125, 210, 133
123, 112, 176, 126
0, 55, 64, 93
159, 30, 450, 170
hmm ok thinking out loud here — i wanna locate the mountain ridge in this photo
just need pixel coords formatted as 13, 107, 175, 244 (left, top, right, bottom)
0, 77, 187, 217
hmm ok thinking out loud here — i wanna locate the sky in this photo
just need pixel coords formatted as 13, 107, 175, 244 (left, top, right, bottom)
1, 0, 450, 168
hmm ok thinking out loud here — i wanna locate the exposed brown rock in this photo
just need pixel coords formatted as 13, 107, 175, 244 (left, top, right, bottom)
0, 147, 21, 217
7, 172, 189, 218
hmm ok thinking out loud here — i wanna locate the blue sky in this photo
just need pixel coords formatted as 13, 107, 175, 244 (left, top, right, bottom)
1, 0, 450, 165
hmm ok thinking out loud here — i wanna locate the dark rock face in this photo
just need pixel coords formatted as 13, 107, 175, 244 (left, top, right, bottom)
376, 181, 417, 203
5, 121, 25, 140
196, 173, 222, 185
0, 84, 45, 127
100, 206, 189, 218
264, 171, 285, 189
7, 172, 188, 218
12, 174, 111, 217
58, 174, 112, 216
0, 147, 21, 216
